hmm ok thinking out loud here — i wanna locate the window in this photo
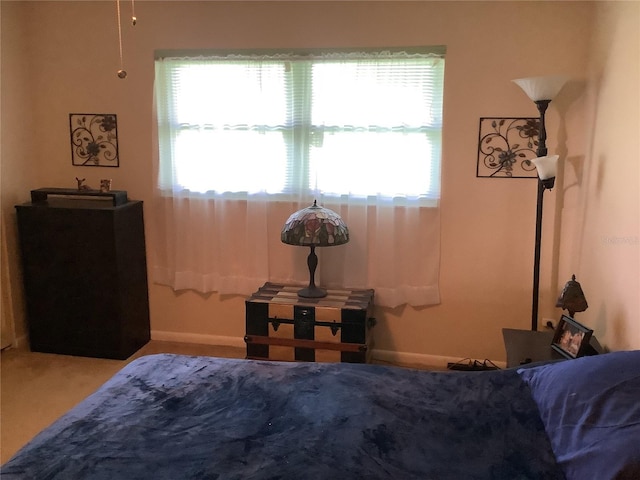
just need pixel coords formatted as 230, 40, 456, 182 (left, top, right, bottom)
152, 48, 445, 306
155, 49, 445, 203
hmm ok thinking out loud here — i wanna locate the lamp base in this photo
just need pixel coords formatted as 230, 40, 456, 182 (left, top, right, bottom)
297, 286, 327, 298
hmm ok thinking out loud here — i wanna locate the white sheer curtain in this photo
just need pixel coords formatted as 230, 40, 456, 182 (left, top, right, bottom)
151, 50, 443, 308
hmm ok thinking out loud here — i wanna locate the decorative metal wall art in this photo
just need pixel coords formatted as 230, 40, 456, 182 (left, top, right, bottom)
476, 117, 540, 178
70, 114, 119, 167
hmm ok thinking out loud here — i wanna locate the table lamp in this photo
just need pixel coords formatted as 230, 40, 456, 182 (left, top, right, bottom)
556, 274, 588, 318
281, 200, 349, 298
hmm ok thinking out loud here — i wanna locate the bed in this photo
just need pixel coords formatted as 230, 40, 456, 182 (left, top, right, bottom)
2, 350, 639, 479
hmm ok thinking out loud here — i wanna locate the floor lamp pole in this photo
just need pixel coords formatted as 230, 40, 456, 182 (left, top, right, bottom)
531, 99, 550, 331
531, 179, 545, 331
514, 76, 568, 332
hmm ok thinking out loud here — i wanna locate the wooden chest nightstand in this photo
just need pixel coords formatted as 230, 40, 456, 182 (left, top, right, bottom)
245, 282, 375, 363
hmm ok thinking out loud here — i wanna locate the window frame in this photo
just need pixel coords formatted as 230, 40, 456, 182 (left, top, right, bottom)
154, 46, 446, 206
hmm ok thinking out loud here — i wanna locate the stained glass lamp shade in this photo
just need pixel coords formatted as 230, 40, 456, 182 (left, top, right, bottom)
556, 274, 588, 318
281, 200, 350, 298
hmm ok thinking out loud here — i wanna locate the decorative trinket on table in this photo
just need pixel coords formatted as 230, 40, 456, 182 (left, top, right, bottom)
75, 177, 91, 191
100, 179, 113, 192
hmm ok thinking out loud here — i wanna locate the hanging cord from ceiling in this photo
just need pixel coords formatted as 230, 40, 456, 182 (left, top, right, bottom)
115, 0, 137, 79
131, 0, 137, 26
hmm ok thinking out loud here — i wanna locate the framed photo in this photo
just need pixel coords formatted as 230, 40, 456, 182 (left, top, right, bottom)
551, 315, 593, 359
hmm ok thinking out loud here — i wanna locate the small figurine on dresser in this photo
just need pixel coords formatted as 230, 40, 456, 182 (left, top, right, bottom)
100, 179, 112, 192
75, 177, 92, 191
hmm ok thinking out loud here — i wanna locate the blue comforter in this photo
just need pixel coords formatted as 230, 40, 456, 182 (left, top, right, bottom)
2, 352, 638, 479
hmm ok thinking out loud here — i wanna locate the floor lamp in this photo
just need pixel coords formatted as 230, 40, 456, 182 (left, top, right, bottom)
513, 75, 568, 331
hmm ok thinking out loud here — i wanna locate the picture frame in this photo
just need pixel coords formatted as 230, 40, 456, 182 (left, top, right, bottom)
551, 315, 593, 359
69, 113, 119, 167
476, 117, 540, 178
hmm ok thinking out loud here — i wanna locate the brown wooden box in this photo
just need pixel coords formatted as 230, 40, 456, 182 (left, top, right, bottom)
245, 282, 375, 363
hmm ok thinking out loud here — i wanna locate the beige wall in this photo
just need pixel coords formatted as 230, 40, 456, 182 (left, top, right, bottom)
567, 1, 639, 350
1, 1, 636, 364
1, 1, 38, 347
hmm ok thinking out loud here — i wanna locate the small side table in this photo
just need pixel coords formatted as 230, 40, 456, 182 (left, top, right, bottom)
502, 328, 602, 368
245, 282, 375, 363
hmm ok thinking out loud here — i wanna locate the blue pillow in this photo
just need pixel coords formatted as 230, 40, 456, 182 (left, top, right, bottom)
518, 350, 640, 480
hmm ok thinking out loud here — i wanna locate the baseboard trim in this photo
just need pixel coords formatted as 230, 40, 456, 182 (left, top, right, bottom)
13, 334, 29, 350
150, 330, 246, 349
372, 349, 507, 370
373, 349, 482, 370
150, 330, 507, 370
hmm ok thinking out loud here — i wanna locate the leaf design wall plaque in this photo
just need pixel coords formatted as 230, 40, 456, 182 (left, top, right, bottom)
476, 117, 540, 178
70, 113, 119, 167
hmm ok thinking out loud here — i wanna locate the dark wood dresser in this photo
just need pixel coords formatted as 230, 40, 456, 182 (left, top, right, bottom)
15, 189, 150, 359
245, 282, 375, 363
